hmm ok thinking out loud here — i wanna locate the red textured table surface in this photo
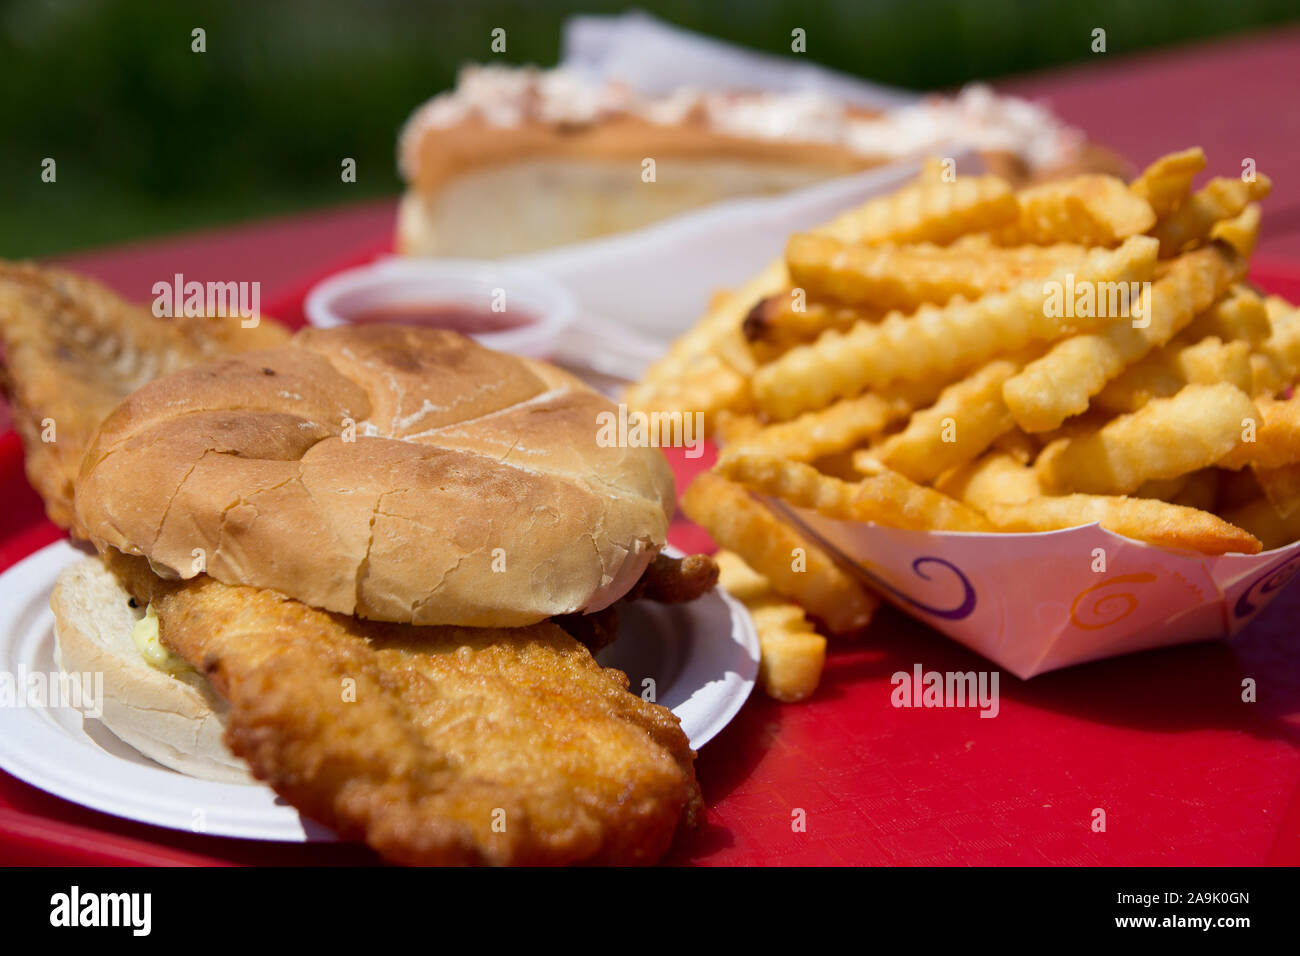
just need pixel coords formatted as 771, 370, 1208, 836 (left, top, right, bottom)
4, 29, 1300, 866
1, 259, 1295, 867
996, 25, 1300, 260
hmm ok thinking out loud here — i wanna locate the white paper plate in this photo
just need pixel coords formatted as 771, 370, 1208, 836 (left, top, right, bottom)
0, 541, 757, 843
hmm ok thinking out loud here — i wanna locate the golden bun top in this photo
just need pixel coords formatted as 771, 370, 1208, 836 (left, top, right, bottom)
74, 325, 675, 627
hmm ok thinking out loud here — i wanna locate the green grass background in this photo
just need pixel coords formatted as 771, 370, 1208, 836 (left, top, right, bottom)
2, 0, 1296, 257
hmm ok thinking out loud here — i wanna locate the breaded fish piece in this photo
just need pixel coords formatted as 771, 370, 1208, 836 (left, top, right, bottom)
106, 550, 701, 865
556, 553, 719, 653
1, 261, 702, 865
0, 262, 289, 527
626, 552, 720, 604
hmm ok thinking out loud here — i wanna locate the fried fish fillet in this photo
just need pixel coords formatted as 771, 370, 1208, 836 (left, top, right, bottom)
105, 550, 701, 865
0, 262, 289, 528
626, 552, 720, 604
1, 262, 702, 865
560, 553, 720, 653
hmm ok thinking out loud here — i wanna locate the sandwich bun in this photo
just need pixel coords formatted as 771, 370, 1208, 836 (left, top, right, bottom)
74, 325, 676, 628
396, 66, 1116, 258
50, 557, 252, 784
396, 140, 872, 259
396, 75, 882, 258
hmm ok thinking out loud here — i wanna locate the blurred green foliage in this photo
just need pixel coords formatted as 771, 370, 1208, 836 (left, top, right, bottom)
2, 0, 1297, 256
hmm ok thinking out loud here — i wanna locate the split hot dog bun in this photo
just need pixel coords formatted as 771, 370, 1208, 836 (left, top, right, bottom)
397, 65, 1115, 257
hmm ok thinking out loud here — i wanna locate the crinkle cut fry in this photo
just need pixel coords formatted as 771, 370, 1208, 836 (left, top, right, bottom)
985, 495, 1260, 555
784, 234, 1087, 311
1252, 296, 1300, 395
1129, 147, 1206, 219
742, 292, 877, 360
103, 550, 702, 867
1224, 497, 1300, 550
944, 455, 1261, 554
680, 472, 878, 634
623, 261, 784, 423
1151, 174, 1272, 256
1181, 284, 1270, 348
1253, 462, 1300, 518
1093, 334, 1253, 414
1218, 396, 1300, 469
753, 236, 1158, 420
1034, 382, 1259, 495
818, 173, 1018, 245
722, 392, 911, 463
934, 451, 1042, 512
628, 174, 1018, 419
870, 355, 1025, 483
1002, 240, 1243, 433
714, 550, 824, 704
717, 452, 990, 532
994, 174, 1156, 246
1210, 202, 1262, 258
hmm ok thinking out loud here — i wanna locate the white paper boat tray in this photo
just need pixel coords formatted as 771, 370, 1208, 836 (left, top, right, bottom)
766, 498, 1300, 679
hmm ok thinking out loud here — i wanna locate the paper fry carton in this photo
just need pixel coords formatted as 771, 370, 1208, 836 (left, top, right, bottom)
764, 498, 1300, 679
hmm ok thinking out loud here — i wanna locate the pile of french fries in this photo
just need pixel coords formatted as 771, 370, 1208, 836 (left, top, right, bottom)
627, 149, 1300, 702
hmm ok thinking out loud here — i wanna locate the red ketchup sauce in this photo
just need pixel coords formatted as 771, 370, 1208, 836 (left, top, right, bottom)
346, 303, 534, 334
